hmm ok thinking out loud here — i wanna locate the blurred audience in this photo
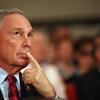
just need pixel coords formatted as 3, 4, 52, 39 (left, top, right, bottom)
52, 37, 78, 100
74, 37, 94, 75
94, 33, 100, 68
46, 42, 56, 64
49, 25, 70, 43
73, 36, 100, 100
54, 37, 77, 82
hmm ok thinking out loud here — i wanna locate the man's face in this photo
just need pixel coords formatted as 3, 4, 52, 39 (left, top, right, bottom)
57, 40, 73, 62
77, 44, 94, 67
0, 14, 33, 68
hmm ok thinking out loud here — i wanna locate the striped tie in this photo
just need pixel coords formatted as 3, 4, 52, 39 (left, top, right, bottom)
7, 75, 19, 100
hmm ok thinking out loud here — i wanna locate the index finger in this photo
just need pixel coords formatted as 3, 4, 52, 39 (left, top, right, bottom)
27, 52, 42, 70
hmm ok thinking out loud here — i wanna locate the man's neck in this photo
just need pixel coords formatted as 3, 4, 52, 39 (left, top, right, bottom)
0, 65, 21, 75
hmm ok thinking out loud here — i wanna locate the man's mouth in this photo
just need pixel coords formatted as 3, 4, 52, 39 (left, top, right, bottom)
17, 53, 28, 59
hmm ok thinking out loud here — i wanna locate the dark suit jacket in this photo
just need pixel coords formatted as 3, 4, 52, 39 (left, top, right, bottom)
75, 68, 100, 100
0, 73, 41, 100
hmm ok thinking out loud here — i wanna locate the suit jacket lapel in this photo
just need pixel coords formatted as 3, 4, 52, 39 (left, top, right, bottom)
0, 90, 4, 100
19, 72, 40, 98
19, 72, 28, 98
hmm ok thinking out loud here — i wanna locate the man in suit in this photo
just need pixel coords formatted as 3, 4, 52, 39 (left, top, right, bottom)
0, 8, 56, 100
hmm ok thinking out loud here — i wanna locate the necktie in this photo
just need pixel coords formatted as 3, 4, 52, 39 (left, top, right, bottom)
7, 75, 19, 100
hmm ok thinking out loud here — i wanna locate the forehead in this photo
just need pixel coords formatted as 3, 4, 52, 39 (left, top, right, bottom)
0, 13, 32, 31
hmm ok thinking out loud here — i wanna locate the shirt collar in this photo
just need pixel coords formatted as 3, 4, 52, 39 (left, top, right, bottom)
14, 73, 20, 86
0, 68, 8, 85
0, 67, 20, 85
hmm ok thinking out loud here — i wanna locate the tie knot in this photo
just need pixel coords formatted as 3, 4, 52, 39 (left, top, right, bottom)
7, 75, 16, 83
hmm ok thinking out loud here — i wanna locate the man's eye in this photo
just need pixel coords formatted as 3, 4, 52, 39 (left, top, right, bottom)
14, 32, 21, 37
28, 32, 33, 38
11, 31, 22, 39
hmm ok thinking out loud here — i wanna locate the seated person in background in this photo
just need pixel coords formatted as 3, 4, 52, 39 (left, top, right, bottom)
74, 37, 94, 75
0, 8, 56, 100
54, 37, 77, 82
49, 25, 70, 43
94, 33, 100, 68
74, 37, 100, 100
53, 37, 76, 100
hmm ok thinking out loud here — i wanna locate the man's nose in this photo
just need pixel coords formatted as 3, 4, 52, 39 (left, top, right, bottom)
23, 36, 31, 48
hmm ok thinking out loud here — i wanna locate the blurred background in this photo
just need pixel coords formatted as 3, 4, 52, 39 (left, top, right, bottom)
0, 0, 100, 39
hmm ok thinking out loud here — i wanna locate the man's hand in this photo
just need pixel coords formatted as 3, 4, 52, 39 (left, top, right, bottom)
22, 52, 41, 84
22, 52, 56, 98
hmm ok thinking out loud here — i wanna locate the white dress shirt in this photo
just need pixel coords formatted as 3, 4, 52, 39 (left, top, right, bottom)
0, 68, 20, 100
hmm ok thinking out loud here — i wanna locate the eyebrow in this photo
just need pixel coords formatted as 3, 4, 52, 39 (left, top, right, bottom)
11, 28, 35, 33
30, 29, 35, 33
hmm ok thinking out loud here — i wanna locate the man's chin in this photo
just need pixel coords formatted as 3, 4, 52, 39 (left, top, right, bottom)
19, 63, 29, 68
11, 62, 29, 69
19, 59, 29, 68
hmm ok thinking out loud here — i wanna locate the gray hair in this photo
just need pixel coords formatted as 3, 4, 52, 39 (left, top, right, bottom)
0, 8, 24, 27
